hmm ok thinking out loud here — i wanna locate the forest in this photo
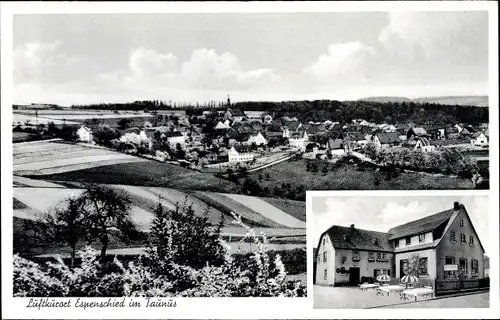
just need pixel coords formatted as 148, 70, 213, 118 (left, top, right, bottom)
69, 99, 488, 126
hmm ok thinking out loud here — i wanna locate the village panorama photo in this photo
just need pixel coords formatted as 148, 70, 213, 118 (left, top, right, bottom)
312, 194, 490, 309
8, 10, 489, 298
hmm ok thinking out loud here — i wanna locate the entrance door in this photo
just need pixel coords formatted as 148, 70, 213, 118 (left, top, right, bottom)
349, 267, 360, 285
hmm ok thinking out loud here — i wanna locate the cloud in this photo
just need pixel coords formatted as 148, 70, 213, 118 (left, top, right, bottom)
379, 12, 487, 63
303, 41, 375, 82
14, 40, 88, 86
128, 47, 179, 78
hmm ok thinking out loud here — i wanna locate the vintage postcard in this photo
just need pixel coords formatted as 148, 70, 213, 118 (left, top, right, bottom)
1, 1, 498, 319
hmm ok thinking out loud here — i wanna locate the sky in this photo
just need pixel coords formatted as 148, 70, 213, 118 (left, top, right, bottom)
311, 195, 490, 254
13, 11, 489, 106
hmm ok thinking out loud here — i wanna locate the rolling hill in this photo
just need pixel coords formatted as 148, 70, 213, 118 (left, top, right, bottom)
359, 95, 488, 107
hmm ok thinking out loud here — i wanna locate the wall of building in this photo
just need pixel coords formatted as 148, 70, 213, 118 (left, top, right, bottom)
333, 249, 394, 285
395, 248, 437, 280
315, 234, 336, 285
435, 209, 485, 279
394, 231, 433, 249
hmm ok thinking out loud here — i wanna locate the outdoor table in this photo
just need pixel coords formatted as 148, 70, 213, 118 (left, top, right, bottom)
378, 285, 406, 296
359, 283, 379, 291
402, 288, 435, 301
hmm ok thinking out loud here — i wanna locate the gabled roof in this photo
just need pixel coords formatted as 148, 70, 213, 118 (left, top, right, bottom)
347, 132, 367, 141
290, 130, 307, 139
232, 145, 252, 153
376, 132, 400, 144
284, 120, 301, 131
472, 132, 485, 139
164, 131, 184, 138
322, 225, 392, 252
387, 208, 455, 240
227, 108, 246, 117
410, 127, 428, 136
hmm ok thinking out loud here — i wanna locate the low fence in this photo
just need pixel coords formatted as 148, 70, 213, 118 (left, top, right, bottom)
435, 278, 489, 295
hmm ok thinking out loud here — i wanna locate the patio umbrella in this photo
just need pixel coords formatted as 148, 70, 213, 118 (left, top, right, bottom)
376, 274, 391, 284
401, 274, 419, 288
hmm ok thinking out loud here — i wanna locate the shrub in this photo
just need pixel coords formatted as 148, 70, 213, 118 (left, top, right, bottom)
13, 211, 306, 297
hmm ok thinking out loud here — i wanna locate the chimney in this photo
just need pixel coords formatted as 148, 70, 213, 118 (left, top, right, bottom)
453, 202, 460, 211
350, 224, 355, 229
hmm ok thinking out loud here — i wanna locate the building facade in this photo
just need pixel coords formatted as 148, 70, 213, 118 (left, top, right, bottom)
315, 202, 485, 286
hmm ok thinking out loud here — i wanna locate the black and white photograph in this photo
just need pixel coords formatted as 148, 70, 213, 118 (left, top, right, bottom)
1, 1, 499, 319
311, 194, 490, 309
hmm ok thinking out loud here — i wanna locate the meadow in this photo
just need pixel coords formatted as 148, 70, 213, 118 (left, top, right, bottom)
249, 159, 475, 201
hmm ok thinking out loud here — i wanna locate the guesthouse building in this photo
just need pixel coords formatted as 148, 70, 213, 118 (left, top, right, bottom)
315, 202, 485, 286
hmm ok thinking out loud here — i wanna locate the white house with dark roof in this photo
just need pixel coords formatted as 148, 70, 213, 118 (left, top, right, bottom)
288, 130, 309, 151
315, 202, 485, 286
228, 145, 255, 163
470, 132, 488, 146
77, 125, 93, 143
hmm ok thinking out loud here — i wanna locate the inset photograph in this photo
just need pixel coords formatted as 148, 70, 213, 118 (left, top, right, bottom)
312, 194, 489, 309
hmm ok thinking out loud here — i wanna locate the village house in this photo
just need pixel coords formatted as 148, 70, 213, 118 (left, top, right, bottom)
407, 127, 428, 140
288, 130, 309, 151
407, 137, 436, 152
282, 120, 303, 138
315, 202, 485, 286
327, 138, 346, 157
214, 121, 230, 130
371, 132, 401, 149
245, 132, 268, 146
224, 108, 246, 122
76, 125, 93, 143
470, 132, 488, 146
445, 127, 460, 139
228, 145, 255, 163
390, 202, 485, 281
164, 131, 186, 148
345, 132, 368, 151
315, 224, 394, 286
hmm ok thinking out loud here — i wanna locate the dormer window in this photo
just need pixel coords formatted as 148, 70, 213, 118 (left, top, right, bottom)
419, 234, 426, 243
405, 237, 411, 245
394, 240, 399, 248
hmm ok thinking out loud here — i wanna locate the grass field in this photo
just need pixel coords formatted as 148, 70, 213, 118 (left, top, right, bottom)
14, 141, 147, 175
250, 159, 475, 200
260, 197, 306, 222
221, 193, 305, 228
32, 160, 242, 193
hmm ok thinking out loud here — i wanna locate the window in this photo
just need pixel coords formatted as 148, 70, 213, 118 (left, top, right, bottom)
400, 259, 409, 277
405, 237, 411, 245
445, 256, 455, 265
471, 260, 479, 274
419, 234, 426, 243
324, 269, 327, 280
394, 240, 399, 248
460, 219, 464, 227
377, 253, 387, 261
460, 234, 466, 244
445, 256, 456, 279
459, 258, 468, 273
323, 238, 326, 246
420, 257, 428, 275
469, 236, 474, 246
323, 251, 327, 263
368, 252, 375, 261
352, 251, 360, 261
450, 232, 456, 241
